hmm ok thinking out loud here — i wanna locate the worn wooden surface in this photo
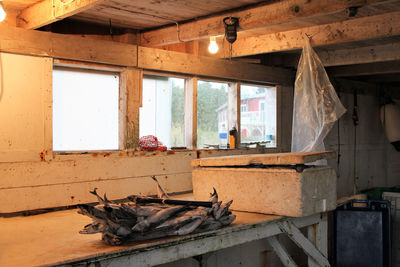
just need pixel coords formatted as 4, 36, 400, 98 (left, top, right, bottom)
0, 208, 277, 267
227, 11, 400, 58
192, 166, 337, 217
139, 0, 399, 46
191, 151, 335, 167
0, 207, 324, 267
17, 0, 108, 29
0, 53, 52, 163
138, 46, 294, 85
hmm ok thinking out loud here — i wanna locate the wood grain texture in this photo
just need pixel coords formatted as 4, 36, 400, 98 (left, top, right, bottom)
17, 0, 107, 29
138, 46, 294, 85
140, 0, 399, 46
226, 11, 400, 57
0, 25, 138, 67
191, 151, 336, 167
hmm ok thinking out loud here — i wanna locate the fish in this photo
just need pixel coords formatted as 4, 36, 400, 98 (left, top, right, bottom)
79, 222, 105, 234
89, 188, 105, 205
171, 217, 204, 236
152, 176, 169, 199
131, 205, 188, 232
154, 207, 207, 231
219, 214, 236, 226
208, 187, 218, 204
214, 200, 233, 220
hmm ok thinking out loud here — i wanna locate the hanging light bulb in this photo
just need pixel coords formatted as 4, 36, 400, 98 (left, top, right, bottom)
208, 36, 219, 54
0, 1, 6, 22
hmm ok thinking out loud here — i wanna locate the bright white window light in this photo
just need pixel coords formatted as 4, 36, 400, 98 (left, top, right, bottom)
208, 36, 219, 54
0, 2, 6, 22
53, 68, 119, 151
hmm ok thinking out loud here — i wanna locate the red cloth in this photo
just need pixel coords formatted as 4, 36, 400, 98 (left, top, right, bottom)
139, 135, 167, 151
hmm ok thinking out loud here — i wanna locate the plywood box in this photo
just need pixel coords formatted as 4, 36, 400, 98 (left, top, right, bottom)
192, 152, 337, 217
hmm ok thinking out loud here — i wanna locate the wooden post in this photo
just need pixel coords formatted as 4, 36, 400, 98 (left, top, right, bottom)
125, 68, 142, 149
185, 77, 197, 149
307, 213, 328, 267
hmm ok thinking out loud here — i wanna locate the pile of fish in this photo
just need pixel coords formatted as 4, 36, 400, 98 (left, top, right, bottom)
77, 176, 235, 245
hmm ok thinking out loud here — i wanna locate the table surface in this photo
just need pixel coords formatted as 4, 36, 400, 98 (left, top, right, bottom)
0, 207, 283, 267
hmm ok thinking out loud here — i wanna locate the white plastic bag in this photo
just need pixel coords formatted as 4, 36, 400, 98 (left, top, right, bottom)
291, 40, 346, 153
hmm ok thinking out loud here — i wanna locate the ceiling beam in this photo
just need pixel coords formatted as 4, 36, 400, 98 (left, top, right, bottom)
327, 61, 400, 77
225, 11, 400, 58
17, 0, 107, 29
269, 42, 400, 68
140, 0, 400, 47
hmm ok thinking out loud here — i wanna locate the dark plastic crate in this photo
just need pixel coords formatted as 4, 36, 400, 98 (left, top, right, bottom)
331, 200, 391, 267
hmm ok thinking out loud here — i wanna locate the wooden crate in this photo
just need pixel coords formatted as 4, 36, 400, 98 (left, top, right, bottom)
192, 151, 337, 217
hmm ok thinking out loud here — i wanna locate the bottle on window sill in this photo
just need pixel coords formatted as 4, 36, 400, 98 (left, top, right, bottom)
229, 126, 238, 149
219, 124, 228, 149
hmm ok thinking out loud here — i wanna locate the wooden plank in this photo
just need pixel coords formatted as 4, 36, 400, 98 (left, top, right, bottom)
278, 220, 330, 267
226, 11, 400, 58
317, 42, 400, 67
268, 236, 298, 267
327, 61, 400, 77
17, 0, 107, 29
0, 53, 51, 163
140, 0, 399, 47
138, 46, 294, 85
191, 151, 336, 167
0, 206, 321, 267
0, 173, 192, 213
0, 25, 138, 67
0, 152, 195, 189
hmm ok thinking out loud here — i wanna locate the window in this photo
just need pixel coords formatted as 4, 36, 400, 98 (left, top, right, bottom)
52, 67, 120, 151
240, 84, 277, 147
197, 80, 229, 149
139, 75, 185, 148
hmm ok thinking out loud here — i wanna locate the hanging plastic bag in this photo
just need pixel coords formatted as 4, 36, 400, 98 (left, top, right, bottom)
291, 40, 346, 153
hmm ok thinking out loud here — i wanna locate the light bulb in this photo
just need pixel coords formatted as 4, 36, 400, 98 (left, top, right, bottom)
208, 36, 219, 54
0, 2, 6, 22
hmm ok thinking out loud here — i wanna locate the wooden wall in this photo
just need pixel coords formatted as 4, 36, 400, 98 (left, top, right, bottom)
0, 27, 294, 213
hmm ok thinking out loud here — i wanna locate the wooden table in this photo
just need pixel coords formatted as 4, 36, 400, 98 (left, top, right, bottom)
0, 208, 329, 267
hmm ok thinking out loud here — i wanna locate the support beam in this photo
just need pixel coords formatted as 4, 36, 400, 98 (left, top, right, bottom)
226, 11, 400, 58
17, 0, 106, 29
0, 25, 138, 67
0, 25, 294, 84
278, 220, 330, 267
327, 61, 400, 77
138, 47, 294, 85
268, 236, 298, 267
277, 42, 400, 68
140, 0, 400, 47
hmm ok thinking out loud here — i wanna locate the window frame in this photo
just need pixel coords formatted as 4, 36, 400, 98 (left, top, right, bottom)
51, 60, 127, 155
140, 72, 281, 152
239, 83, 279, 148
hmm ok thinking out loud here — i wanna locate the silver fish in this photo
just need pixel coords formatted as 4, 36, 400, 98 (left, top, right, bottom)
152, 176, 169, 199
171, 217, 204, 236
132, 205, 187, 232
215, 200, 233, 220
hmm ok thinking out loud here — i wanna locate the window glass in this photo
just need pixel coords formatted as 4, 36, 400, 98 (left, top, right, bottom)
197, 80, 228, 149
139, 76, 185, 148
53, 67, 119, 151
240, 84, 277, 147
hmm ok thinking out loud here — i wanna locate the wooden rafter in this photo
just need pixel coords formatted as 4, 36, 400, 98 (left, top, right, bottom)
140, 0, 400, 47
224, 11, 400, 58
17, 0, 107, 29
